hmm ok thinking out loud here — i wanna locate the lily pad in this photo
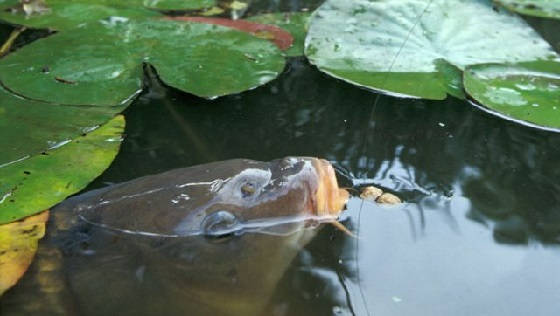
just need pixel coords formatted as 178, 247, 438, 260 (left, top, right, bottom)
0, 87, 125, 165
166, 16, 294, 50
247, 12, 311, 57
128, 0, 216, 10
305, 0, 559, 99
464, 60, 560, 130
0, 210, 48, 296
0, 115, 125, 224
0, 0, 215, 30
495, 0, 560, 19
0, 1, 161, 31
0, 18, 285, 105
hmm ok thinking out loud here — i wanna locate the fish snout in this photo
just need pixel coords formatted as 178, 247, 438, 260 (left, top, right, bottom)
310, 158, 349, 217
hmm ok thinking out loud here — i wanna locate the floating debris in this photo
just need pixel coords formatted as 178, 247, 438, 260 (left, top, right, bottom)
360, 185, 383, 201
377, 192, 402, 204
360, 186, 402, 205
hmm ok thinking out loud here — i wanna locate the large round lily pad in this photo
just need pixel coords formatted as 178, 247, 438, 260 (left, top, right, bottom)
305, 0, 558, 99
0, 0, 215, 30
464, 60, 560, 130
0, 18, 285, 105
495, 0, 560, 19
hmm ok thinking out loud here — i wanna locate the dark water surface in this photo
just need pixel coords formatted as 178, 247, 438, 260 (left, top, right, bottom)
103, 57, 560, 316
2, 2, 560, 315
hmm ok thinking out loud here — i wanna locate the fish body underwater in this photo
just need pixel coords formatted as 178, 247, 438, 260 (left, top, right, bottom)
1, 157, 348, 316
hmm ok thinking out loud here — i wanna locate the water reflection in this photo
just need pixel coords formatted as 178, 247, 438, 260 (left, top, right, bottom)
348, 197, 560, 316
105, 57, 560, 314
99, 57, 560, 246
3, 57, 560, 314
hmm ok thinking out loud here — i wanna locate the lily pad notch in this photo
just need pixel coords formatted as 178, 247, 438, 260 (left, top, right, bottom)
0, 17, 287, 106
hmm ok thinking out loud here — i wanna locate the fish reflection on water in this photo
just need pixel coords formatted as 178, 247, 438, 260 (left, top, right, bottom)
1, 157, 349, 316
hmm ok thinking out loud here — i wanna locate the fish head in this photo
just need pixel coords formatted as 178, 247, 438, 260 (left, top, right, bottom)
174, 157, 349, 236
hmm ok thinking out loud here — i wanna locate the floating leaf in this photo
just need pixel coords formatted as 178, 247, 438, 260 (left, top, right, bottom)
0, 87, 125, 165
0, 115, 125, 224
464, 60, 560, 130
247, 12, 310, 57
131, 0, 216, 10
167, 16, 294, 50
305, 0, 559, 99
0, 210, 48, 296
0, 1, 160, 31
495, 0, 560, 19
0, 18, 285, 105
0, 0, 215, 30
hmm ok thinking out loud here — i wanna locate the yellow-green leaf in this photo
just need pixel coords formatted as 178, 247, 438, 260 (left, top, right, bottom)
0, 210, 49, 296
0, 115, 125, 224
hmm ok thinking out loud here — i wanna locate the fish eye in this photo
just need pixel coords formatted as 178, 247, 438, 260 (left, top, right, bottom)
240, 182, 256, 197
201, 210, 239, 238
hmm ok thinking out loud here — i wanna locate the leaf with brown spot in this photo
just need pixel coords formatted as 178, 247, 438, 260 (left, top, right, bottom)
0, 210, 49, 296
165, 16, 294, 51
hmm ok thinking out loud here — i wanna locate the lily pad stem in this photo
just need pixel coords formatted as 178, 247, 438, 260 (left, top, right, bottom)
0, 27, 26, 57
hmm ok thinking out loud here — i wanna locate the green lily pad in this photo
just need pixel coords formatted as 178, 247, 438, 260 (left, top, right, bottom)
305, 0, 559, 99
0, 114, 125, 224
0, 1, 161, 31
495, 0, 560, 19
0, 87, 125, 165
0, 18, 285, 105
464, 60, 560, 130
247, 12, 310, 57
0, 0, 215, 30
0, 0, 216, 20
166, 16, 294, 51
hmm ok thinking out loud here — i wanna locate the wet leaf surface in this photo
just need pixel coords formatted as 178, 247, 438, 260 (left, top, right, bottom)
247, 12, 310, 57
0, 18, 285, 105
0, 115, 125, 224
464, 60, 560, 130
0, 0, 161, 31
305, 0, 558, 99
495, 0, 560, 19
0, 0, 215, 30
0, 210, 48, 296
0, 87, 125, 165
166, 16, 294, 50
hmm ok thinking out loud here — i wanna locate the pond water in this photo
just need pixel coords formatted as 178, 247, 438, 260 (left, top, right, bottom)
2, 1, 560, 315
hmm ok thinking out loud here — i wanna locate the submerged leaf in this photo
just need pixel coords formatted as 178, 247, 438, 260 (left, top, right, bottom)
0, 210, 48, 296
464, 60, 560, 130
0, 19, 285, 105
0, 115, 125, 224
305, 0, 558, 99
247, 12, 311, 57
495, 0, 560, 19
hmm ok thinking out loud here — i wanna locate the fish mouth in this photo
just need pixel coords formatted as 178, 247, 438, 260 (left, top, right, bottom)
311, 158, 349, 217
